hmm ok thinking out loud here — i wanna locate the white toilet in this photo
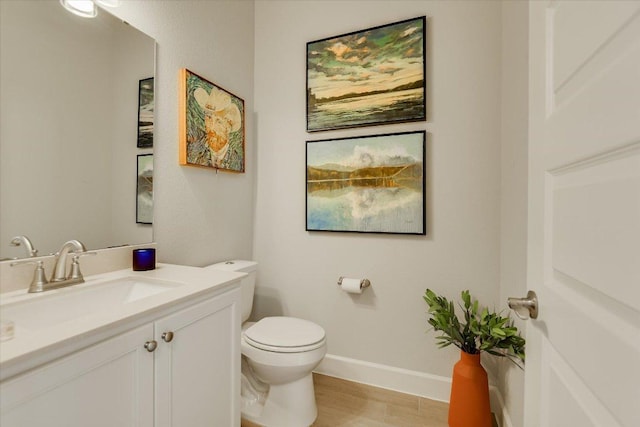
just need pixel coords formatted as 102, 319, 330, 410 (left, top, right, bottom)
205, 260, 327, 427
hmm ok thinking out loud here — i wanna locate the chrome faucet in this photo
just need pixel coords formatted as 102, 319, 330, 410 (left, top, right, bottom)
50, 239, 87, 283
10, 235, 38, 257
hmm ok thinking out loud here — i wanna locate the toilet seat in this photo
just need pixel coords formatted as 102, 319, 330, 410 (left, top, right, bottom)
243, 316, 326, 353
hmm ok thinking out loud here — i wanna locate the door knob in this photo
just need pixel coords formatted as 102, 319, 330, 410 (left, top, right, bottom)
144, 340, 158, 352
161, 331, 174, 342
508, 290, 538, 320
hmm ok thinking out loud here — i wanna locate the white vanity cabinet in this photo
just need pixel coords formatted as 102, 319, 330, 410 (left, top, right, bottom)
0, 324, 155, 427
154, 287, 240, 427
0, 286, 241, 427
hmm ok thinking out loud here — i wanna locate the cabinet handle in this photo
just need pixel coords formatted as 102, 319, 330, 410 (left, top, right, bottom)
144, 340, 158, 352
161, 331, 174, 342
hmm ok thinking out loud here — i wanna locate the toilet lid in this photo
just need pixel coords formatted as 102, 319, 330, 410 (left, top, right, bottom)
243, 317, 326, 353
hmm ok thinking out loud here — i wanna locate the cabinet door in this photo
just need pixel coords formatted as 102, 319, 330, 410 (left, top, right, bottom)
0, 324, 154, 427
154, 288, 241, 427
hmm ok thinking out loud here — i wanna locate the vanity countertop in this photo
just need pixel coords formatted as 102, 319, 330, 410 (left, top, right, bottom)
0, 264, 245, 381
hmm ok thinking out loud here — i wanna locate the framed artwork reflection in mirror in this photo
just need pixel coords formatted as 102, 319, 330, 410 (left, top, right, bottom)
137, 77, 154, 148
136, 154, 153, 224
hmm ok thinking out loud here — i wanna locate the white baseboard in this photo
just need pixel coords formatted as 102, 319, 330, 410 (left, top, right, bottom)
315, 354, 512, 427
315, 354, 452, 402
489, 386, 514, 427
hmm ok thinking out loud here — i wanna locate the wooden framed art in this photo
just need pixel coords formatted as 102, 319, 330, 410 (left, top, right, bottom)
136, 154, 153, 224
306, 131, 425, 234
306, 16, 426, 132
179, 68, 245, 173
137, 77, 154, 148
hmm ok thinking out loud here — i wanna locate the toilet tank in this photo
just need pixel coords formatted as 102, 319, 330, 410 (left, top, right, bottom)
204, 260, 257, 323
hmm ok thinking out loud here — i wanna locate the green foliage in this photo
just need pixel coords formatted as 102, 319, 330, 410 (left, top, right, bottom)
423, 289, 525, 367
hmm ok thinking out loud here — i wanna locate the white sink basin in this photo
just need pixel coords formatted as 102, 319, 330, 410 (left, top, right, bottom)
0, 277, 183, 333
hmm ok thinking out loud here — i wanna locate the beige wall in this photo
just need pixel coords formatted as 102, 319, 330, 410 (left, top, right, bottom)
110, 0, 256, 266
253, 0, 503, 379
498, 2, 529, 426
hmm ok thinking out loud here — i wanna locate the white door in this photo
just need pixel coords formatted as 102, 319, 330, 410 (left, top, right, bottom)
525, 1, 640, 427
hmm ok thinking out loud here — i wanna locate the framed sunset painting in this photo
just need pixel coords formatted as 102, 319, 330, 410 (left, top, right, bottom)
306, 131, 425, 234
306, 16, 426, 132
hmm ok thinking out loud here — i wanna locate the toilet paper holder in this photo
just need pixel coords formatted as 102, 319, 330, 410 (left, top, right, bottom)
337, 276, 371, 289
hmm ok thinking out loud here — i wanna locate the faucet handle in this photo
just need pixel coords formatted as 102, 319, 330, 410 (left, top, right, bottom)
10, 235, 38, 257
68, 252, 97, 280
9, 258, 42, 267
73, 251, 97, 258
10, 259, 49, 293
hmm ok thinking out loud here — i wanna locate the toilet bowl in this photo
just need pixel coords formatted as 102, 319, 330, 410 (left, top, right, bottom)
205, 261, 327, 427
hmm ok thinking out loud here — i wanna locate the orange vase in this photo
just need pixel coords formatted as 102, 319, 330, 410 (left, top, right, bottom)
448, 351, 492, 427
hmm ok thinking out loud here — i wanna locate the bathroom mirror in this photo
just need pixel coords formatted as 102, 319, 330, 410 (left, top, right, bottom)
0, 1, 155, 259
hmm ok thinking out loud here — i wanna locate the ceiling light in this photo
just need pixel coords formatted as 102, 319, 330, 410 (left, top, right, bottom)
95, 0, 119, 7
60, 0, 120, 19
59, 0, 97, 18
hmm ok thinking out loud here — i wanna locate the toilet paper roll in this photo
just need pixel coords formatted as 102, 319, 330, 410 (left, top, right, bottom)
341, 278, 363, 294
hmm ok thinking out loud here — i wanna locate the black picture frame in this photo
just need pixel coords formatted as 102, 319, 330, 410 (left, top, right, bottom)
306, 130, 426, 234
137, 77, 154, 148
306, 16, 426, 132
136, 154, 153, 224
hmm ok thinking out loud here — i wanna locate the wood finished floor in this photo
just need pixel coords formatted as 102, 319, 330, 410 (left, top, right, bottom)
241, 373, 450, 427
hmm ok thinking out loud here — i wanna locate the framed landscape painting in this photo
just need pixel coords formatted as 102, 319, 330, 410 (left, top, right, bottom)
178, 68, 245, 173
136, 154, 153, 224
307, 16, 426, 132
137, 77, 154, 148
306, 131, 425, 234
